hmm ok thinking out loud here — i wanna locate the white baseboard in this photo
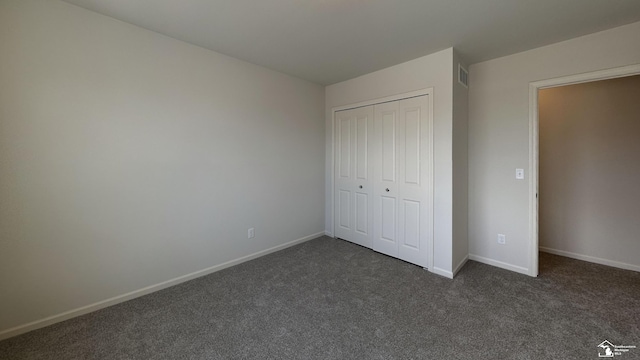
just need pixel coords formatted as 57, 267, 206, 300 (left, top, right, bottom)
324, 231, 334, 237
539, 247, 640, 273
453, 255, 469, 277
0, 231, 324, 341
430, 267, 454, 279
468, 254, 530, 276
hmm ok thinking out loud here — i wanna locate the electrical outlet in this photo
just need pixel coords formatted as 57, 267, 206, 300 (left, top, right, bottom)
497, 234, 506, 245
248, 228, 255, 239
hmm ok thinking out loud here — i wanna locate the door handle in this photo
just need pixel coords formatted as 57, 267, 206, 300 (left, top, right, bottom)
359, 185, 363, 189
385, 188, 390, 192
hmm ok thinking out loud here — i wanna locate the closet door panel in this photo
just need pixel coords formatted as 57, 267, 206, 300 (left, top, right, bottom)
353, 109, 373, 244
355, 192, 369, 235
381, 112, 396, 182
402, 200, 420, 249
373, 101, 400, 257
352, 107, 374, 247
335, 110, 354, 240
338, 190, 351, 230
335, 106, 374, 248
397, 96, 431, 267
404, 107, 421, 185
381, 196, 396, 241
356, 115, 369, 180
338, 117, 351, 178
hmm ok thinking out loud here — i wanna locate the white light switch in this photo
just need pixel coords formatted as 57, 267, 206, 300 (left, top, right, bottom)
516, 168, 525, 180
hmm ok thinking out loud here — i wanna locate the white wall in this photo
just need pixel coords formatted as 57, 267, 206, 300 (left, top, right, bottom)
468, 21, 640, 274
0, 0, 325, 337
452, 50, 469, 274
325, 48, 455, 275
538, 75, 640, 271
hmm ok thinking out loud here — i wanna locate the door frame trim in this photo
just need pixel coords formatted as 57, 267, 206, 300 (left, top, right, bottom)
331, 88, 434, 270
528, 63, 640, 277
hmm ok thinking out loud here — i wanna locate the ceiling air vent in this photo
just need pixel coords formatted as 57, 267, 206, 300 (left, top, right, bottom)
458, 64, 469, 88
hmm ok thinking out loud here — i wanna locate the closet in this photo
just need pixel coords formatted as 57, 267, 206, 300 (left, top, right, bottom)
334, 95, 432, 267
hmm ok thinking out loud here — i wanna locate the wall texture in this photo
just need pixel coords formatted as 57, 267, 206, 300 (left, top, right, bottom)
468, 21, 640, 274
0, 0, 325, 336
325, 48, 455, 276
539, 75, 640, 271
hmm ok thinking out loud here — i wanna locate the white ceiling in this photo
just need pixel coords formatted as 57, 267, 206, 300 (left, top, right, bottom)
62, 0, 640, 85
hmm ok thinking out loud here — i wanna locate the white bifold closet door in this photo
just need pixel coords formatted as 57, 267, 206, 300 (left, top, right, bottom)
335, 95, 431, 268
334, 105, 374, 248
373, 96, 430, 267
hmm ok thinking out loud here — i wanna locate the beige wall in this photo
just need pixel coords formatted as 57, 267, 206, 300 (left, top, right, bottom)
0, 0, 325, 337
539, 75, 640, 271
325, 48, 456, 276
468, 21, 640, 274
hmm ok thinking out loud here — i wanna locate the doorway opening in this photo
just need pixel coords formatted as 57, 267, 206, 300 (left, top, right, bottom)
529, 65, 640, 276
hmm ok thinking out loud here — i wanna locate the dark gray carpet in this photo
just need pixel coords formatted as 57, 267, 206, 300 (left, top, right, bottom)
1, 236, 639, 359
